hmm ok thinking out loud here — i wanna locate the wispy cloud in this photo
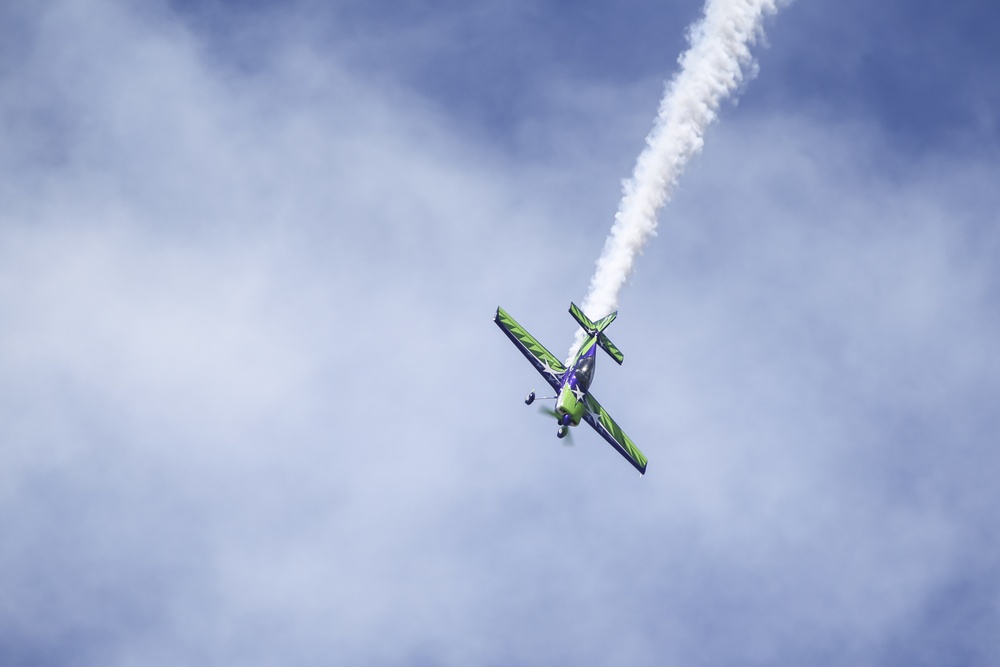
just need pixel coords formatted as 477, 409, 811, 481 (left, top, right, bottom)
572, 0, 785, 361
1, 1, 999, 666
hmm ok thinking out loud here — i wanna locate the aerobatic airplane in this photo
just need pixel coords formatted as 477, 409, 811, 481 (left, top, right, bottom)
494, 303, 648, 475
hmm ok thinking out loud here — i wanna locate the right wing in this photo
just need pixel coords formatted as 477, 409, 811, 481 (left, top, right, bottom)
494, 307, 566, 392
583, 394, 648, 475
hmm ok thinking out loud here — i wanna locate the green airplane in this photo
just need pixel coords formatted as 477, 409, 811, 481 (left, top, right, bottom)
494, 303, 648, 475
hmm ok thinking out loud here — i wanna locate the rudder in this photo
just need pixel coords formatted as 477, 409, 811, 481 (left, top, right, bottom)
569, 302, 624, 364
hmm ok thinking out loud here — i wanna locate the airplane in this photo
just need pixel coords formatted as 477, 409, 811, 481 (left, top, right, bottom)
494, 303, 648, 475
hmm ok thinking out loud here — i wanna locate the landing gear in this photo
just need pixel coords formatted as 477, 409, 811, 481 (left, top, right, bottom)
524, 391, 535, 405
557, 425, 568, 439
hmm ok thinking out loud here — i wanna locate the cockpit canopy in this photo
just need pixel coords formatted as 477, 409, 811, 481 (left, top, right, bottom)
574, 354, 595, 393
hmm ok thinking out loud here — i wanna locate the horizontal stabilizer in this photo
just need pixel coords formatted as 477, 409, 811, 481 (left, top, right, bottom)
569, 302, 617, 334
569, 302, 595, 332
598, 332, 624, 365
569, 302, 623, 364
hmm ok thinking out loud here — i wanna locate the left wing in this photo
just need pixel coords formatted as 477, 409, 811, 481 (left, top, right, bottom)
583, 394, 648, 475
494, 307, 566, 392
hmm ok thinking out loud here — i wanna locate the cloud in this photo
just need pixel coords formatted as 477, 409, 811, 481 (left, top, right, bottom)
1, 1, 999, 666
618, 112, 1000, 663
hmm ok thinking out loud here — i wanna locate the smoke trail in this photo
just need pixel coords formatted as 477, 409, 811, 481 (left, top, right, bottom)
569, 0, 784, 360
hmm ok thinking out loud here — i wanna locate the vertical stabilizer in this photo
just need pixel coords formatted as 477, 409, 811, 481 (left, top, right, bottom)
569, 303, 624, 364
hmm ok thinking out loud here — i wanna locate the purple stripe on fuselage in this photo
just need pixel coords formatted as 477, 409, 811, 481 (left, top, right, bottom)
564, 341, 597, 392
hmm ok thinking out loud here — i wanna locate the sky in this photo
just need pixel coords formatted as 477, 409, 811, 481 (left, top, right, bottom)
2, 0, 999, 665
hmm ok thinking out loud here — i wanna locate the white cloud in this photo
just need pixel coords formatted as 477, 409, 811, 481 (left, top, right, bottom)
1, 1, 999, 665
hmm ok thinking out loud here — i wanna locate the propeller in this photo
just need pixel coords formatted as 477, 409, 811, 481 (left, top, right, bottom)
537, 407, 574, 445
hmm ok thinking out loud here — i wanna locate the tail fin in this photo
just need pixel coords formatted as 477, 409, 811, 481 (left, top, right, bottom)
568, 303, 625, 365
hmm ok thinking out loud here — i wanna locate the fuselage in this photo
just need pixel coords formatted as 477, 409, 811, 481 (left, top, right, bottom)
555, 336, 598, 426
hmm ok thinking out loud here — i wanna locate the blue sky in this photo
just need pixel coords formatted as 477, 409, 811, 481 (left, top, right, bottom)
2, 1, 999, 665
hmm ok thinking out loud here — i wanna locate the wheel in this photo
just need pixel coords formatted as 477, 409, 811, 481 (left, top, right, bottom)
524, 391, 535, 405
557, 426, 567, 439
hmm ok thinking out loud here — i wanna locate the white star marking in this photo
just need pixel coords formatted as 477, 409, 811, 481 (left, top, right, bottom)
539, 359, 562, 377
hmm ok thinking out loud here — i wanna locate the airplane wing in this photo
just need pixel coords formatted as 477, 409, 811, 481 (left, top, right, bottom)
494, 307, 566, 392
583, 394, 648, 475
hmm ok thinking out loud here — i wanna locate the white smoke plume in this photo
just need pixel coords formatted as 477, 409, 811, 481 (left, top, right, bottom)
569, 0, 785, 361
